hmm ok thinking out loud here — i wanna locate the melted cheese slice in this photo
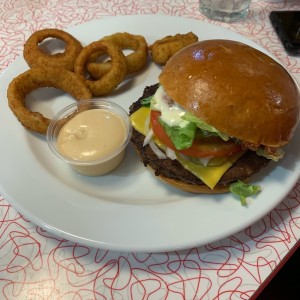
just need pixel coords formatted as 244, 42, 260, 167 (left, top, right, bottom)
130, 107, 244, 190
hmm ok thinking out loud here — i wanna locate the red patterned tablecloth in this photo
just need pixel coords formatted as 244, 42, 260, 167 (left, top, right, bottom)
0, 1, 299, 299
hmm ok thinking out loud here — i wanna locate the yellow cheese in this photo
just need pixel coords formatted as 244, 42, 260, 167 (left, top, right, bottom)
130, 107, 243, 190
130, 106, 150, 135
176, 151, 244, 189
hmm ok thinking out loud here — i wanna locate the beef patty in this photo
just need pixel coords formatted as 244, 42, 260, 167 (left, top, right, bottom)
129, 84, 270, 188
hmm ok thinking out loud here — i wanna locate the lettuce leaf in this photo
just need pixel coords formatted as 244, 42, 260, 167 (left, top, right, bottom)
159, 119, 197, 150
140, 95, 153, 107
182, 112, 230, 141
158, 110, 233, 150
229, 180, 261, 205
256, 147, 284, 162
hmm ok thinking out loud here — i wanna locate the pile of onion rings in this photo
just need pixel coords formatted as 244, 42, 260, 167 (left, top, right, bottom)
150, 32, 198, 65
9, 29, 143, 134
8, 28, 198, 134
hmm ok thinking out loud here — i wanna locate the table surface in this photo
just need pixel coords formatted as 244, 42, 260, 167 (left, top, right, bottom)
0, 1, 299, 299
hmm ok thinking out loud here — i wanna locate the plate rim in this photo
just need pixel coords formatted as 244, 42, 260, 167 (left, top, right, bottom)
0, 14, 299, 253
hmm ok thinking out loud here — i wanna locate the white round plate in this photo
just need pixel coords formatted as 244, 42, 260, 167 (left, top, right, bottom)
0, 15, 299, 252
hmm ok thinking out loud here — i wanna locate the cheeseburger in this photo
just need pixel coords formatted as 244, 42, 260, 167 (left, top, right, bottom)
129, 39, 300, 198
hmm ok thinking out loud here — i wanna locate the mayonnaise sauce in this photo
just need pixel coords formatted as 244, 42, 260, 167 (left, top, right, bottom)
56, 108, 127, 176
151, 85, 189, 127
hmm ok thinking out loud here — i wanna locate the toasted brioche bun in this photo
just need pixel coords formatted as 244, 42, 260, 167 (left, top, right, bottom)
159, 39, 300, 147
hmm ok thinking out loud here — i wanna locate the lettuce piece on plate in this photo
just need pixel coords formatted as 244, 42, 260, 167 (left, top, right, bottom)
230, 180, 261, 206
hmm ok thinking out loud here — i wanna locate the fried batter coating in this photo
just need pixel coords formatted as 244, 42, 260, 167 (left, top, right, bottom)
87, 32, 149, 79
7, 67, 92, 134
150, 32, 198, 65
74, 40, 128, 96
23, 28, 83, 71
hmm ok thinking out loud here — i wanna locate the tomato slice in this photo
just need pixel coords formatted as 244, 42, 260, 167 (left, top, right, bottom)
150, 110, 242, 158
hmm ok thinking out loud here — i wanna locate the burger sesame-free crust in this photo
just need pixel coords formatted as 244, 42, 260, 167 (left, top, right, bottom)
159, 40, 300, 148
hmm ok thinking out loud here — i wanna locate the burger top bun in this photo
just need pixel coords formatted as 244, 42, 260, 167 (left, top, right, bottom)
159, 39, 300, 147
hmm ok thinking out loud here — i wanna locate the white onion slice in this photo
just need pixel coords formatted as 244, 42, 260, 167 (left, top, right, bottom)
165, 147, 177, 160
198, 157, 211, 166
144, 114, 150, 133
143, 128, 154, 147
149, 140, 167, 159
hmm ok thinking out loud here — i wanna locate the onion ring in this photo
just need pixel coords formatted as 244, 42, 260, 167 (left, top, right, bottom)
74, 40, 128, 96
150, 32, 198, 65
23, 28, 83, 71
86, 32, 148, 79
7, 67, 92, 134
